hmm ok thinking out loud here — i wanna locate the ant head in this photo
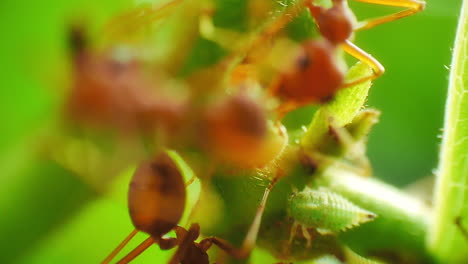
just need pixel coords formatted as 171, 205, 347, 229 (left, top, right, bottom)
274, 40, 344, 105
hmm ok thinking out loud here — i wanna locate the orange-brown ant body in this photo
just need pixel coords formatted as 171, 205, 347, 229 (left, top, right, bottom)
270, 0, 425, 115
101, 152, 186, 264
102, 152, 263, 264
202, 93, 288, 168
66, 27, 184, 136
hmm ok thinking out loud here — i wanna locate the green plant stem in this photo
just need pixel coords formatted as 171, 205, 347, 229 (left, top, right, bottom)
428, 0, 468, 262
317, 166, 433, 263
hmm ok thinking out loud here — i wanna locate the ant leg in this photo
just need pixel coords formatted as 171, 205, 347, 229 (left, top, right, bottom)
158, 237, 179, 250
225, 0, 311, 65
352, 0, 425, 31
455, 217, 468, 242
115, 235, 179, 264
167, 224, 201, 264
185, 175, 196, 187
116, 237, 156, 264
236, 175, 282, 258
104, 0, 184, 38
198, 233, 265, 260
327, 118, 372, 176
196, 176, 282, 260
144, 0, 184, 21
341, 40, 385, 88
197, 236, 239, 256
102, 229, 139, 264
268, 77, 302, 119
276, 101, 303, 120
118, 0, 183, 23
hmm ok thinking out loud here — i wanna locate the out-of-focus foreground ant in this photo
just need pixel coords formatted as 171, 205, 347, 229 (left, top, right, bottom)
101, 152, 259, 264
67, 23, 185, 138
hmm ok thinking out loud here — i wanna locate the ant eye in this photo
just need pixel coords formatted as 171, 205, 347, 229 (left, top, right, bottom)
68, 25, 87, 55
297, 55, 311, 70
319, 95, 335, 103
150, 163, 171, 180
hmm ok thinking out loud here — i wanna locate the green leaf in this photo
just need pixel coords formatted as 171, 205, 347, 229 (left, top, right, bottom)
318, 166, 433, 263
286, 9, 320, 42
301, 62, 373, 151
0, 145, 96, 264
428, 0, 468, 261
178, 36, 228, 77
212, 0, 249, 32
17, 198, 169, 264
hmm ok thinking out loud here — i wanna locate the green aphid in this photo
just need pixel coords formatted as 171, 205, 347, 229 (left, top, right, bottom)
288, 188, 376, 247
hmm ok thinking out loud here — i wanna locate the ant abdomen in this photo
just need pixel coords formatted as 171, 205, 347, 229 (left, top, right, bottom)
128, 152, 186, 238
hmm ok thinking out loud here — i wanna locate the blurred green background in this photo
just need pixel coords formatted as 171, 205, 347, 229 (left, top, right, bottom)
0, 0, 462, 263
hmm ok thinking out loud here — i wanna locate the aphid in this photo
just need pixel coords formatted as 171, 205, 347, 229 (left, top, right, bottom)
288, 188, 376, 248
271, 0, 425, 115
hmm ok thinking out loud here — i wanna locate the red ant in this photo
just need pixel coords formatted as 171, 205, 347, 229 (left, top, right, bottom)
101, 0, 425, 118
101, 152, 272, 263
101, 152, 187, 264
66, 26, 185, 136
268, 0, 425, 116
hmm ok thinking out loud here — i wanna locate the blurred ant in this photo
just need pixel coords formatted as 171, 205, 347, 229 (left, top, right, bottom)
269, 0, 425, 116
101, 152, 186, 264
66, 25, 185, 137
202, 92, 290, 169
103, 0, 425, 116
102, 152, 272, 263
